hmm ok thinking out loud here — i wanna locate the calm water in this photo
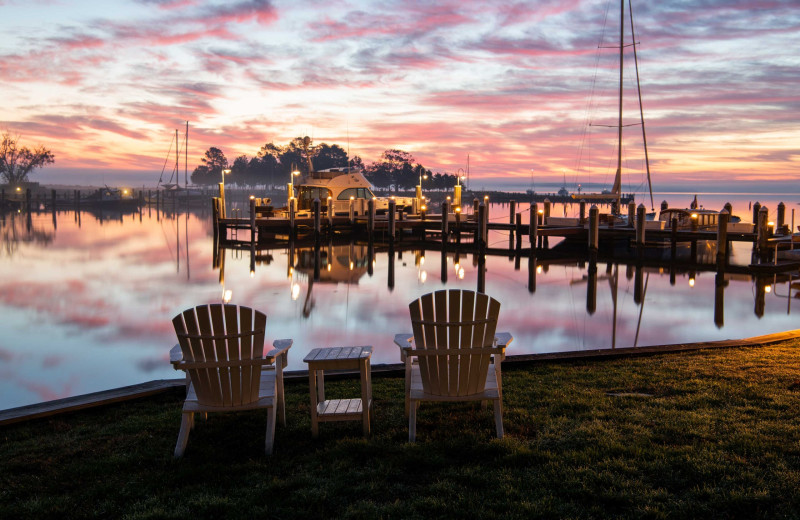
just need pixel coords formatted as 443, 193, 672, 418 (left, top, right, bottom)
1, 193, 797, 410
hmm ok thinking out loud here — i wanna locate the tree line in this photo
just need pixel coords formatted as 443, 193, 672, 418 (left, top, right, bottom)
190, 136, 460, 191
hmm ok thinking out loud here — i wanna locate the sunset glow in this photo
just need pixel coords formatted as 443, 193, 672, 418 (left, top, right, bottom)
1, 0, 799, 191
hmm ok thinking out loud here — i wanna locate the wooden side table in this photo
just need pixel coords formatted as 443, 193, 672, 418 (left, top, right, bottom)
303, 346, 373, 437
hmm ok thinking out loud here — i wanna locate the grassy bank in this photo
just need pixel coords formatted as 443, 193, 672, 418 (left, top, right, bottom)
3, 341, 800, 519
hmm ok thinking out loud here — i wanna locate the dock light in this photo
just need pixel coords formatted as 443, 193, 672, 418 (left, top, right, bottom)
16, 187, 21, 192
327, 263, 332, 272
350, 196, 354, 200
250, 195, 255, 200
455, 206, 462, 213
291, 283, 300, 300
691, 213, 698, 219
484, 195, 489, 201
292, 170, 300, 177
689, 277, 695, 287
446, 196, 451, 201
765, 285, 772, 293
223, 289, 233, 303
122, 189, 129, 196
421, 204, 427, 211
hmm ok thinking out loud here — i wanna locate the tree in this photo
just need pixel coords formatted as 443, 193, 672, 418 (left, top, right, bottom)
190, 147, 228, 185
365, 149, 422, 190
0, 131, 55, 184
313, 143, 348, 171
230, 154, 250, 186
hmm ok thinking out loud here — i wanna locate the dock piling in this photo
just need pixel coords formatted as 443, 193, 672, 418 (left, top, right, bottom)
777, 202, 785, 234
628, 202, 636, 227
388, 199, 396, 240
757, 206, 769, 260
441, 200, 449, 243
716, 209, 729, 268
636, 204, 646, 249
588, 205, 599, 261
752, 201, 761, 232
368, 198, 375, 233
543, 199, 551, 224
530, 203, 539, 246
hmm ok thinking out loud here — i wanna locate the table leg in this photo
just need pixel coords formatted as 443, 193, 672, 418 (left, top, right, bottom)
308, 368, 319, 438
316, 369, 325, 403
360, 359, 371, 436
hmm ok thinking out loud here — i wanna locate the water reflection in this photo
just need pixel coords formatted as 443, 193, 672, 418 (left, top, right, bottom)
0, 197, 797, 410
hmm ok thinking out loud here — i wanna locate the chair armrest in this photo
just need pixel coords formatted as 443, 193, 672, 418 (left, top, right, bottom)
169, 344, 183, 370
494, 332, 513, 361
266, 339, 293, 368
394, 333, 413, 362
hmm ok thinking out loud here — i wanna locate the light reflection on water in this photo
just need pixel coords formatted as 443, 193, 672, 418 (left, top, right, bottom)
0, 194, 797, 410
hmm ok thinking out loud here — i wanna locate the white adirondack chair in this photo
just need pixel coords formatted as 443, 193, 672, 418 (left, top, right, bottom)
170, 304, 292, 457
393, 290, 512, 442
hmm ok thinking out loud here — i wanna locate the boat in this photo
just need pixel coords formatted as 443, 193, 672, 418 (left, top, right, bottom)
657, 207, 722, 230
80, 186, 141, 209
571, 0, 654, 215
286, 137, 417, 217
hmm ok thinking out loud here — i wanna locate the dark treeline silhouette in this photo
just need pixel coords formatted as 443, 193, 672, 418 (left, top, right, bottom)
190, 137, 459, 191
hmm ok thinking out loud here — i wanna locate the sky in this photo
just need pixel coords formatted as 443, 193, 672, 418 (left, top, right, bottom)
1, 0, 799, 193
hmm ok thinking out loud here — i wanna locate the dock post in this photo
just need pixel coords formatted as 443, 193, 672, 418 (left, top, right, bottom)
777, 202, 785, 234
757, 206, 769, 261
368, 197, 375, 234
752, 201, 761, 232
478, 202, 487, 248
515, 213, 522, 250
661, 200, 669, 212
579, 200, 586, 225
636, 204, 646, 250
250, 197, 257, 243
588, 205, 599, 262
388, 199, 396, 241
454, 207, 462, 244
441, 199, 449, 243
313, 198, 321, 240
509, 201, 516, 224
724, 202, 732, 216
543, 198, 551, 225
628, 202, 636, 227
530, 202, 538, 247
716, 209, 729, 268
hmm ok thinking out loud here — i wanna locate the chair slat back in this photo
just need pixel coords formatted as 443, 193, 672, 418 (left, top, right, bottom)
172, 304, 267, 407
409, 290, 500, 397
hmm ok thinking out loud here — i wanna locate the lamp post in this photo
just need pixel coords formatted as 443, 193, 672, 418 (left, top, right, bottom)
455, 168, 466, 209
288, 168, 300, 208
416, 171, 428, 213
220, 168, 231, 218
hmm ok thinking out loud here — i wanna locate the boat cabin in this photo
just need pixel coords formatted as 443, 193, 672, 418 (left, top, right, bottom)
658, 208, 720, 230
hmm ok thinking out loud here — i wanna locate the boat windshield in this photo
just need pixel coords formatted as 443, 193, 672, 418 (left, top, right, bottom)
337, 187, 375, 200
297, 186, 333, 210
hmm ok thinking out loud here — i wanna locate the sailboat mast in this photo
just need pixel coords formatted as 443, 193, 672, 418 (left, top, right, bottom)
175, 129, 179, 185
629, 2, 654, 210
616, 0, 624, 213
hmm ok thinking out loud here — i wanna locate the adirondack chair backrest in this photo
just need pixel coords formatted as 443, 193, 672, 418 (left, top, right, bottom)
409, 290, 500, 397
172, 304, 267, 407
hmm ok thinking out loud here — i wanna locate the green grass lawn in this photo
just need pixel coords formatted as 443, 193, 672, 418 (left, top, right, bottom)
3, 341, 800, 519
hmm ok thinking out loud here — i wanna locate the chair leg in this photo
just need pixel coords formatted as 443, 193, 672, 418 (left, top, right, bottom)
493, 399, 504, 439
174, 412, 193, 458
409, 400, 417, 442
265, 405, 277, 455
